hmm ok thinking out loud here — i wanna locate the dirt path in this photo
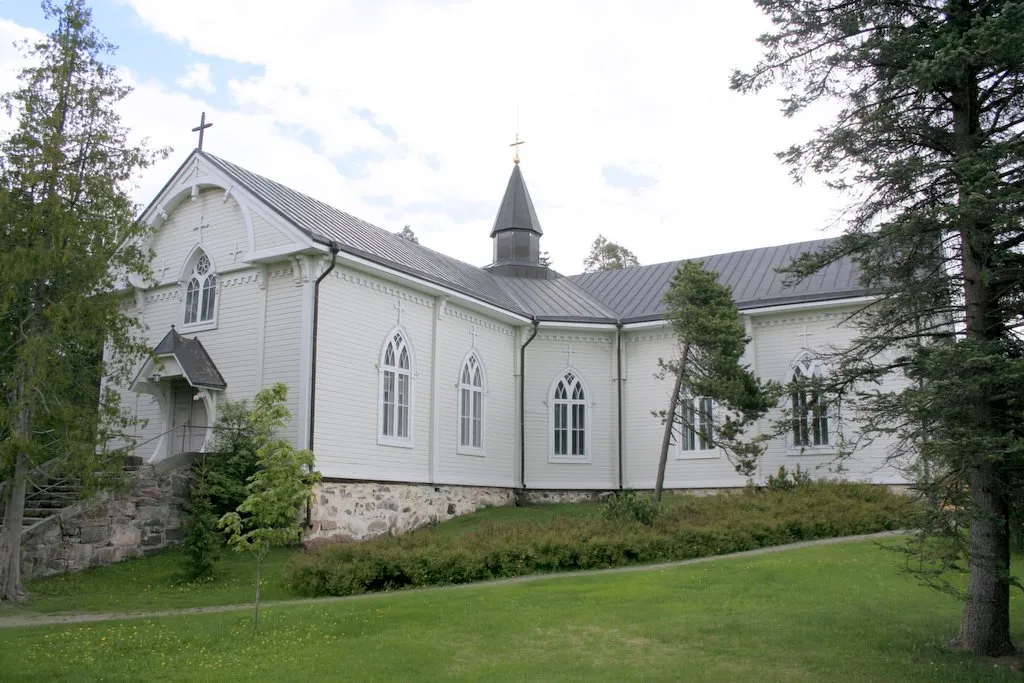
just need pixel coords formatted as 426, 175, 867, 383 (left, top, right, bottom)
0, 530, 906, 630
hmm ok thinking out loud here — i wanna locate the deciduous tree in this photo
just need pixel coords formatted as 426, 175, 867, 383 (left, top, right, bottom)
0, 0, 166, 602
733, 0, 1024, 656
583, 235, 639, 272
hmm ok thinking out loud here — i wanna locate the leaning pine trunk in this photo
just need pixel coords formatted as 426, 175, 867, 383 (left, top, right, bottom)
949, 459, 1015, 656
655, 344, 689, 502
0, 451, 30, 603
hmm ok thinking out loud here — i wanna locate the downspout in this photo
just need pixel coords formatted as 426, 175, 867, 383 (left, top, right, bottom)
306, 242, 340, 527
616, 320, 624, 490
519, 318, 539, 491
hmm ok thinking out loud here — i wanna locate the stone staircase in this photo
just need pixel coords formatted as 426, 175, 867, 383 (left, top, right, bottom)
1, 456, 143, 533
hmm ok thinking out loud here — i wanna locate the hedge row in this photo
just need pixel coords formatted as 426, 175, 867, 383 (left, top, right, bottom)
284, 482, 917, 597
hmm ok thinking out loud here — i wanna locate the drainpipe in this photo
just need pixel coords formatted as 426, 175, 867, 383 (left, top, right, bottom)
519, 319, 539, 491
306, 242, 340, 527
616, 320, 624, 490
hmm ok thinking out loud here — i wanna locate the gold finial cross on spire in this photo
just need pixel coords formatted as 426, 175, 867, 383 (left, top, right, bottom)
509, 133, 526, 165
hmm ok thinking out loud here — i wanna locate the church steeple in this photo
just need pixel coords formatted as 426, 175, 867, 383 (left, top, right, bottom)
486, 161, 552, 278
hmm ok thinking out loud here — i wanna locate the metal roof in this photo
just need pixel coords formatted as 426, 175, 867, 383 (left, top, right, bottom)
496, 276, 619, 322
152, 327, 227, 389
490, 164, 543, 237
193, 153, 867, 325
202, 153, 528, 315
569, 239, 869, 323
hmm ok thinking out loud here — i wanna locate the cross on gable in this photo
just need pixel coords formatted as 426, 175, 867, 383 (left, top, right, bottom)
192, 111, 213, 151
155, 260, 173, 282
231, 242, 246, 263
563, 344, 576, 367
193, 215, 210, 244
469, 326, 479, 348
394, 298, 406, 324
797, 325, 814, 349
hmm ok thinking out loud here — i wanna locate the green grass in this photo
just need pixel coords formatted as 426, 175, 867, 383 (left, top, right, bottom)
1, 540, 1022, 682
0, 547, 297, 615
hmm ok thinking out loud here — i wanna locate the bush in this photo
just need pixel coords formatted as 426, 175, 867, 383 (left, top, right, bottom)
284, 482, 917, 598
764, 465, 812, 491
180, 399, 264, 581
603, 490, 660, 525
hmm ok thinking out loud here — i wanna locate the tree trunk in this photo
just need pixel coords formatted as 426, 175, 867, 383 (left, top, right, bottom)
0, 451, 30, 603
949, 460, 1015, 656
252, 547, 266, 633
655, 344, 689, 502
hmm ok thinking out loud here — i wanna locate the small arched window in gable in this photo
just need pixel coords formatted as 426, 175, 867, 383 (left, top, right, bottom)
552, 370, 587, 457
380, 330, 412, 444
458, 353, 484, 453
184, 252, 218, 326
791, 355, 830, 447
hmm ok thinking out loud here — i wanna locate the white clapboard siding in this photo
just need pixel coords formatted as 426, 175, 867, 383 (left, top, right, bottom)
312, 266, 434, 483
433, 303, 518, 488
522, 331, 618, 489
251, 211, 295, 251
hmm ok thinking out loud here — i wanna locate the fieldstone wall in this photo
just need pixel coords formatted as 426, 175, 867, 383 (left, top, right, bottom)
19, 460, 193, 580
307, 481, 516, 543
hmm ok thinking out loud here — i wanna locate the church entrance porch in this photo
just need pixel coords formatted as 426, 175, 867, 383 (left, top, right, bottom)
170, 380, 209, 454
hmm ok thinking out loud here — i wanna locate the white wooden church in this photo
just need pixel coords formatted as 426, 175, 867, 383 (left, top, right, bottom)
119, 146, 906, 540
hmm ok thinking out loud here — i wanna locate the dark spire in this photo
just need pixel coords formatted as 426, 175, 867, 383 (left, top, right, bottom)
490, 164, 543, 237
486, 163, 554, 278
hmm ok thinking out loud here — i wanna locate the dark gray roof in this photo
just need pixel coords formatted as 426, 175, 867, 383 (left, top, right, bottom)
496, 276, 619, 323
153, 327, 227, 389
186, 153, 867, 325
201, 152, 528, 315
569, 239, 868, 323
490, 164, 543, 237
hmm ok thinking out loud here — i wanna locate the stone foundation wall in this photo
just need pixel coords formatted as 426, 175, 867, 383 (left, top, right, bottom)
307, 481, 516, 543
20, 462, 192, 580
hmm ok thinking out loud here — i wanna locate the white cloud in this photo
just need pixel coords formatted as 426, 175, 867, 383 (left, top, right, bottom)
175, 62, 214, 93
5, 2, 852, 274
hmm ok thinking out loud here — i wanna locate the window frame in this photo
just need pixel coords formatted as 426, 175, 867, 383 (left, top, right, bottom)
377, 327, 414, 448
456, 350, 486, 456
178, 246, 220, 333
547, 368, 592, 463
676, 395, 720, 460
788, 353, 835, 453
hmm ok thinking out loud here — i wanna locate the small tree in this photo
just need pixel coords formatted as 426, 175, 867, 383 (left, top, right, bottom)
583, 235, 640, 272
218, 384, 320, 632
396, 225, 418, 244
654, 261, 779, 500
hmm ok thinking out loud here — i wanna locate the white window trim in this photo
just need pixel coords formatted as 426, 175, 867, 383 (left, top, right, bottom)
456, 349, 486, 457
676, 395, 721, 461
177, 244, 221, 334
377, 325, 415, 449
786, 352, 837, 455
546, 367, 593, 464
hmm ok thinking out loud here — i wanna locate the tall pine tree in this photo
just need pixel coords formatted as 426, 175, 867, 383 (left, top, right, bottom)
0, 0, 166, 601
733, 0, 1024, 656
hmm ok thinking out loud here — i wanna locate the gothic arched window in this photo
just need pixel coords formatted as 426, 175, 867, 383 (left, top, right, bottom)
379, 329, 412, 445
551, 370, 588, 458
183, 252, 218, 326
791, 355, 830, 447
458, 352, 485, 453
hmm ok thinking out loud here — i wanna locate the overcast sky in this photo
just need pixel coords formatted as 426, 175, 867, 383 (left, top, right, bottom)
0, 1, 848, 275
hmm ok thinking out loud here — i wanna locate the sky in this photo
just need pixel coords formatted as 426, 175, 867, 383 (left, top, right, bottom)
0, 0, 849, 275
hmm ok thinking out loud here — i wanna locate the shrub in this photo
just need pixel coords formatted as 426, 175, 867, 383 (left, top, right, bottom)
284, 482, 917, 598
180, 399, 264, 581
764, 465, 812, 491
603, 489, 660, 525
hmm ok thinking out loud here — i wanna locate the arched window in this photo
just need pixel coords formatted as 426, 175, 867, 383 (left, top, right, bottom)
551, 370, 587, 458
680, 395, 714, 453
791, 356, 830, 447
183, 252, 218, 326
379, 329, 412, 444
458, 352, 484, 453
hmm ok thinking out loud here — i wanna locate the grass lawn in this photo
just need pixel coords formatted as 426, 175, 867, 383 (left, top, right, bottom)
1, 540, 1022, 682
